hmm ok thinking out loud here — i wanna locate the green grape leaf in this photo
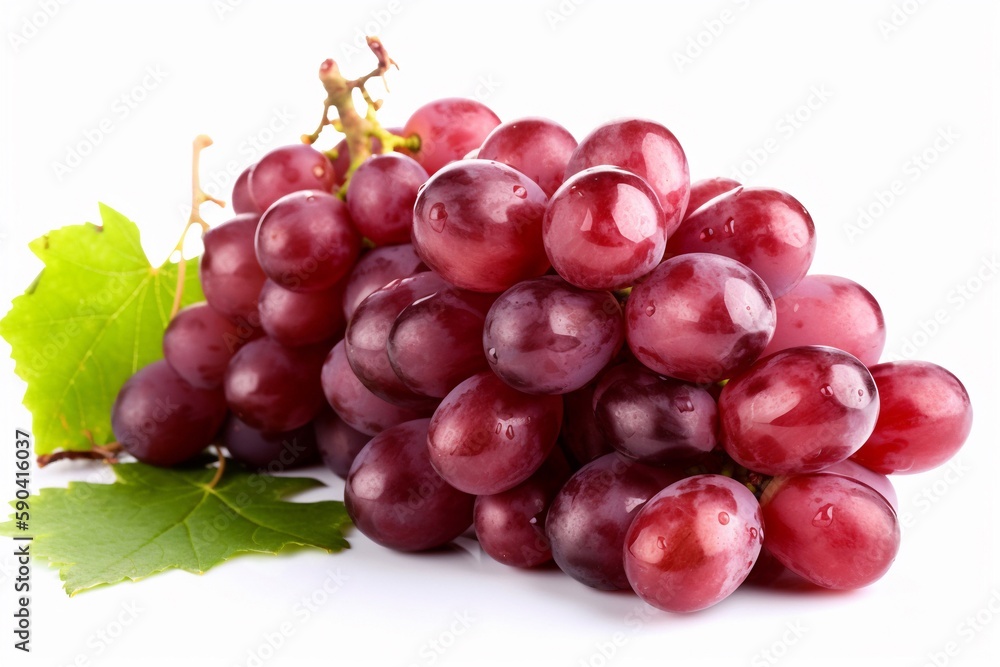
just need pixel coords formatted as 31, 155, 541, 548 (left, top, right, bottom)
0, 204, 203, 454
0, 462, 351, 595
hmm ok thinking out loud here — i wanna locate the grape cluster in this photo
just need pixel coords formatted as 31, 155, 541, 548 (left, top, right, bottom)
111, 98, 973, 613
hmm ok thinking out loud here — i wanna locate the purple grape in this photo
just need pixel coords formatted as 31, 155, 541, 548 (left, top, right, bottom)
543, 167, 666, 290
163, 302, 256, 389
478, 117, 578, 196
559, 381, 615, 468
545, 453, 683, 590
257, 279, 345, 347
592, 361, 718, 464
314, 407, 371, 479
346, 153, 428, 245
248, 144, 337, 210
255, 190, 360, 292
345, 419, 475, 551
342, 244, 427, 321
483, 276, 624, 394
427, 371, 563, 495
623, 474, 763, 612
231, 165, 260, 214
387, 287, 495, 398
112, 359, 227, 467
200, 213, 266, 323
222, 415, 318, 470
224, 337, 327, 432
412, 160, 550, 293
625, 253, 776, 384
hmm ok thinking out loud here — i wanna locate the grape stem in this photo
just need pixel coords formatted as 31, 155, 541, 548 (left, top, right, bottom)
207, 446, 226, 489
37, 442, 122, 467
168, 135, 224, 320
301, 36, 420, 197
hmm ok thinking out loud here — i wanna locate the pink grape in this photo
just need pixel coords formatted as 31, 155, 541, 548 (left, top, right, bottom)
623, 474, 763, 612
342, 244, 427, 320
163, 302, 255, 389
346, 153, 428, 245
401, 98, 501, 174
625, 253, 776, 383
427, 371, 563, 495
685, 177, 741, 216
818, 459, 898, 511
248, 144, 337, 210
478, 117, 578, 196
257, 279, 345, 347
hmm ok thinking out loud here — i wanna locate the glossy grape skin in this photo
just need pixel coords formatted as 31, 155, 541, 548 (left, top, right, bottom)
483, 276, 624, 395
222, 415, 318, 471
200, 213, 266, 322
330, 127, 401, 188
543, 167, 666, 291
626, 253, 776, 384
346, 153, 428, 245
685, 177, 742, 217
762, 275, 886, 366
427, 371, 563, 495
314, 407, 371, 479
111, 360, 227, 467
257, 279, 345, 347
412, 160, 550, 293
345, 272, 446, 408
255, 190, 360, 293
224, 337, 327, 432
473, 449, 572, 568
478, 117, 578, 196
760, 473, 900, 590
231, 165, 260, 214
345, 419, 475, 552
850, 361, 972, 474
818, 459, 898, 511
342, 244, 427, 320
401, 98, 501, 174
624, 475, 763, 612
387, 287, 494, 398
667, 186, 816, 298
560, 381, 615, 468
592, 362, 718, 464
565, 118, 690, 235
248, 144, 337, 210
719, 346, 880, 475
163, 302, 253, 389
546, 453, 684, 590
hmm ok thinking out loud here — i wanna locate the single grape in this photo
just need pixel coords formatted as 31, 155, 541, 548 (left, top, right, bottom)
474, 448, 573, 568
625, 253, 776, 383
346, 153, 428, 245
200, 213, 266, 323
427, 371, 563, 495
163, 302, 256, 389
478, 117, 578, 196
231, 165, 261, 214
257, 279, 345, 347
387, 286, 495, 398
314, 407, 370, 479
345, 272, 446, 408
565, 118, 690, 235
560, 381, 615, 468
623, 474, 763, 612
666, 186, 816, 298
685, 177, 741, 217
483, 276, 624, 394
345, 418, 475, 551
817, 459, 898, 511
719, 346, 880, 475
342, 244, 427, 321
111, 359, 227, 467
546, 453, 684, 590
760, 473, 900, 589
850, 361, 972, 474
321, 340, 430, 436
255, 190, 360, 293
592, 361, 718, 464
248, 144, 337, 210
543, 167, 666, 290
222, 415, 318, 471
412, 160, 550, 293
401, 98, 501, 174
224, 337, 327, 432
762, 275, 886, 366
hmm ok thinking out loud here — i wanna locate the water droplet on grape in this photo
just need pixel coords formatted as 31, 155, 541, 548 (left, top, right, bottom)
505, 425, 515, 440
306, 194, 316, 202
812, 504, 835, 527
428, 202, 448, 232
699, 228, 715, 241
858, 389, 865, 397
677, 398, 694, 413
312, 165, 326, 178
528, 516, 538, 525
718, 511, 730, 525
820, 384, 834, 397
749, 527, 758, 539
644, 304, 656, 317
722, 217, 735, 236
487, 347, 498, 362
656, 536, 668, 550
494, 422, 502, 435
512, 185, 527, 199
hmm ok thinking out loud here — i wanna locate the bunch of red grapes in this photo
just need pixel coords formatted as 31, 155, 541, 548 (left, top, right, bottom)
111, 98, 973, 613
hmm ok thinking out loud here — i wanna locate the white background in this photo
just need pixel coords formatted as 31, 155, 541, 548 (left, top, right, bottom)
2, 1, 999, 666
